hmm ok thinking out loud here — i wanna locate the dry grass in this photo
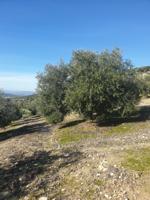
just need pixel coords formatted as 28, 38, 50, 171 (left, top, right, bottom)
138, 97, 150, 106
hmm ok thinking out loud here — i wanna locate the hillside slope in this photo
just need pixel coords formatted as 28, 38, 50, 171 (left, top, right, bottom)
0, 99, 150, 200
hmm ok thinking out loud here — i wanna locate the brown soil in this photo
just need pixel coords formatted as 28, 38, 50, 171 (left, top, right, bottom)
0, 102, 150, 200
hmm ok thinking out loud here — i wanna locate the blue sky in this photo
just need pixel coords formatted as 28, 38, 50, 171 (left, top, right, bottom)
0, 0, 150, 91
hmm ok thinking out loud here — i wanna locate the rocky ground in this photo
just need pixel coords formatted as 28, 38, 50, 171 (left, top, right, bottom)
0, 100, 150, 200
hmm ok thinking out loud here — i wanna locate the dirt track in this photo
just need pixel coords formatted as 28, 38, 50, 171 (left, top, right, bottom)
0, 104, 150, 200
0, 117, 83, 200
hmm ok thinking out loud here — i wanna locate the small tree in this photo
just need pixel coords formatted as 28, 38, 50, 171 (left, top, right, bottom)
0, 95, 10, 127
0, 94, 22, 128
16, 95, 38, 116
65, 49, 142, 120
37, 62, 69, 123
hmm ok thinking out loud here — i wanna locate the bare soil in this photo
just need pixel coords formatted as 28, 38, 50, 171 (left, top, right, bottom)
0, 100, 150, 200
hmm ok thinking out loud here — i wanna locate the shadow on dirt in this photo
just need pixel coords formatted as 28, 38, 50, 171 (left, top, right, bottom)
0, 122, 49, 142
59, 106, 150, 128
1, 106, 149, 142
97, 105, 150, 127
0, 150, 82, 199
60, 119, 86, 129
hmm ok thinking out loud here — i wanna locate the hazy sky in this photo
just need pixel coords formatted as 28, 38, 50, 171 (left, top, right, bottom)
0, 0, 150, 91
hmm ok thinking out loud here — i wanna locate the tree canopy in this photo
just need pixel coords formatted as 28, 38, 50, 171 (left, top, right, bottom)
65, 49, 142, 120
37, 63, 69, 123
37, 49, 144, 123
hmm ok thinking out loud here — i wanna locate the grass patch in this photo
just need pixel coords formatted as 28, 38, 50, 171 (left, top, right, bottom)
61, 176, 79, 189
122, 148, 150, 172
56, 121, 98, 145
57, 128, 96, 145
106, 123, 134, 136
105, 121, 150, 136
94, 179, 104, 186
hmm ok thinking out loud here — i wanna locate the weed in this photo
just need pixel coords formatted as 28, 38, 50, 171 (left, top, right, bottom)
94, 179, 104, 186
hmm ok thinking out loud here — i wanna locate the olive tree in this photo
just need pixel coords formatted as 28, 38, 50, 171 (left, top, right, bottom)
37, 63, 69, 123
0, 94, 21, 128
65, 49, 142, 120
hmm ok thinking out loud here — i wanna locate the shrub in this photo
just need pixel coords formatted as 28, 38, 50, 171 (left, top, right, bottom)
46, 111, 63, 124
16, 95, 38, 116
21, 109, 32, 118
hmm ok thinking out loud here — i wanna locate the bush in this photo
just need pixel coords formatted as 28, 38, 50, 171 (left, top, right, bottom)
21, 109, 32, 118
46, 111, 63, 124
16, 95, 38, 116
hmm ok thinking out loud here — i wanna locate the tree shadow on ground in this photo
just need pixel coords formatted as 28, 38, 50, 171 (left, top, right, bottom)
97, 105, 150, 127
59, 106, 150, 129
0, 122, 49, 142
59, 119, 86, 129
0, 150, 82, 199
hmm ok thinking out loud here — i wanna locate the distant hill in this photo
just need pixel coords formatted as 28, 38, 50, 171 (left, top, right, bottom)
4, 90, 34, 97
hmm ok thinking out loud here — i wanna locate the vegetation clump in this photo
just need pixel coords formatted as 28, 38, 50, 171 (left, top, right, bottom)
0, 93, 22, 128
37, 62, 69, 123
66, 49, 142, 120
57, 127, 97, 145
94, 179, 105, 186
16, 95, 38, 116
37, 48, 144, 123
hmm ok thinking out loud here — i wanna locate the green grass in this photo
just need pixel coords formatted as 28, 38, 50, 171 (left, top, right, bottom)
122, 148, 150, 172
57, 128, 96, 145
56, 121, 97, 145
106, 123, 134, 136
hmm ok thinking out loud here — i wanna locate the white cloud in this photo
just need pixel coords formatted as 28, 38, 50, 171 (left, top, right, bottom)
0, 72, 37, 91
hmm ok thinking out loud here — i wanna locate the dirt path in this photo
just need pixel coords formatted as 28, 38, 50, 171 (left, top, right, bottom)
0, 117, 81, 200
0, 117, 50, 198
0, 105, 150, 200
